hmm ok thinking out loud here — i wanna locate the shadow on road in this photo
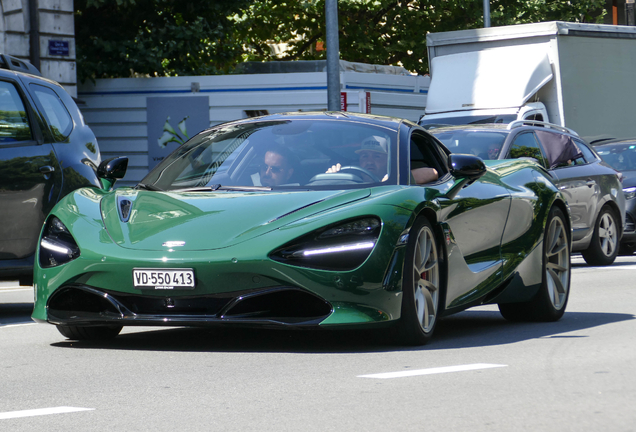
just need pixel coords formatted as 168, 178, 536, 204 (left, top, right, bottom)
0, 302, 34, 326
49, 309, 634, 354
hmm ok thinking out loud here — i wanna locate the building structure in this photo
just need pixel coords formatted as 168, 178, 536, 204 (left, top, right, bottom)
0, 0, 77, 96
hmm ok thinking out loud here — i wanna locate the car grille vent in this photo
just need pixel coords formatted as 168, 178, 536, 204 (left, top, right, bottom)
46, 285, 333, 326
223, 289, 332, 322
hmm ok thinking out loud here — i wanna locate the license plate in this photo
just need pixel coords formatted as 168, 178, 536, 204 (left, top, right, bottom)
133, 268, 195, 290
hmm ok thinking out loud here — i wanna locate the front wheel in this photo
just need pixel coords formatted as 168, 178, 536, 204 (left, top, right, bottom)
499, 206, 570, 322
395, 217, 443, 345
581, 206, 619, 266
57, 325, 122, 341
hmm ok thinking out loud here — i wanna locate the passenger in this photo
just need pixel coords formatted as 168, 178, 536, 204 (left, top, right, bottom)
326, 136, 390, 181
327, 135, 438, 184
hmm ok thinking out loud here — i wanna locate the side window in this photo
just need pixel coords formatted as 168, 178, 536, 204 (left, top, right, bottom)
575, 140, 598, 164
525, 113, 544, 122
0, 81, 32, 142
30, 84, 73, 141
507, 132, 547, 167
409, 133, 447, 185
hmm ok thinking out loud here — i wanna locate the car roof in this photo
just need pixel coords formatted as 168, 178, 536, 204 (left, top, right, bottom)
0, 54, 67, 89
0, 62, 64, 89
590, 137, 636, 147
429, 122, 580, 138
428, 124, 510, 133
212, 111, 414, 131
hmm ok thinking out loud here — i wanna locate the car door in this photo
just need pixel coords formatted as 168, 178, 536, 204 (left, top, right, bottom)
0, 78, 62, 260
410, 132, 511, 309
534, 131, 598, 241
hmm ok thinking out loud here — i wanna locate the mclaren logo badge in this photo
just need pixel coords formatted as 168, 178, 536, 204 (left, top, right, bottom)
162, 241, 186, 247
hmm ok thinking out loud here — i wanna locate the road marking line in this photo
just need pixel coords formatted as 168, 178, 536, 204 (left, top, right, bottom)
0, 407, 95, 420
0, 406, 94, 420
0, 323, 36, 329
600, 265, 636, 270
577, 264, 636, 271
358, 363, 508, 379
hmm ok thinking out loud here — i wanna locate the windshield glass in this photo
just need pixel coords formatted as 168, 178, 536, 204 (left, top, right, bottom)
595, 143, 636, 172
431, 129, 508, 160
141, 119, 398, 191
419, 114, 517, 129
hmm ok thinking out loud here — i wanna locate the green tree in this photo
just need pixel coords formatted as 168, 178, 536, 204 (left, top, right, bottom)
233, 0, 607, 75
76, 0, 607, 80
75, 0, 251, 82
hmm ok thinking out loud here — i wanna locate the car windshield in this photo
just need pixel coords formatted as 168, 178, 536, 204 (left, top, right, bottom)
431, 129, 508, 160
419, 114, 517, 129
595, 143, 636, 172
140, 119, 398, 191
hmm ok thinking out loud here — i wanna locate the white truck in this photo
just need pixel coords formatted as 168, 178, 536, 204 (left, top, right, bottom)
420, 21, 636, 139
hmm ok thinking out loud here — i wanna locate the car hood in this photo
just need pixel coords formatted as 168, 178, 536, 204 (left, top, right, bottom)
101, 188, 371, 251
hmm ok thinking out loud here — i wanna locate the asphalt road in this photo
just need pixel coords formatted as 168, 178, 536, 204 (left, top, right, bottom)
1, 255, 635, 432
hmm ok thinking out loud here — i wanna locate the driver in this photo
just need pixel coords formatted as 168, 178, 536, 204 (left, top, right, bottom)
251, 145, 297, 186
487, 142, 501, 159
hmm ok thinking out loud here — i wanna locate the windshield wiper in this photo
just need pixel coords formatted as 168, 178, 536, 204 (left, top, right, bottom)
171, 184, 222, 192
136, 183, 164, 191
218, 185, 272, 192
172, 184, 272, 193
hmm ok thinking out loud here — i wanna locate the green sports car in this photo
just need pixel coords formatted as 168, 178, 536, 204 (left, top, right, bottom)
32, 112, 572, 345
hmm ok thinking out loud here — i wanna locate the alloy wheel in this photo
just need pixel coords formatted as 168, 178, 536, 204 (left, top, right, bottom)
545, 214, 570, 310
412, 225, 440, 332
598, 212, 617, 257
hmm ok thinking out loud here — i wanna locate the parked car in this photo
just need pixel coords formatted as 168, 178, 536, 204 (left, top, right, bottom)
429, 120, 625, 266
32, 112, 571, 345
0, 55, 102, 285
592, 138, 636, 255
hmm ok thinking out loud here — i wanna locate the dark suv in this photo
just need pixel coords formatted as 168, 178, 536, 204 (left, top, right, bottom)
0, 55, 101, 284
428, 121, 626, 266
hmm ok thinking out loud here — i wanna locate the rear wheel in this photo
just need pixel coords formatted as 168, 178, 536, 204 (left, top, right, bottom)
499, 206, 570, 322
581, 206, 619, 266
56, 325, 122, 341
395, 217, 442, 345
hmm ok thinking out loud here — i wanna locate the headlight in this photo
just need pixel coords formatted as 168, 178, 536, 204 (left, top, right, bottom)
39, 216, 80, 268
270, 217, 381, 271
624, 187, 636, 200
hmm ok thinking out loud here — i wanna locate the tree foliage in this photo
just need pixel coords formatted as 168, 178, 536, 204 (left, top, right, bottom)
75, 0, 251, 82
234, 0, 607, 75
76, 0, 607, 80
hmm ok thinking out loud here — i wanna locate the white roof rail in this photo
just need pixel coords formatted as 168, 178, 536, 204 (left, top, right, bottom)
507, 120, 579, 137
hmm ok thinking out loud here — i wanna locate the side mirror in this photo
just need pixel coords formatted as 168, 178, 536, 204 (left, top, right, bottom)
97, 156, 128, 190
449, 154, 487, 179
443, 154, 487, 199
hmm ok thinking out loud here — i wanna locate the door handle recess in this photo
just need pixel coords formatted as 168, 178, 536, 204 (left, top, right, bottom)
39, 165, 55, 174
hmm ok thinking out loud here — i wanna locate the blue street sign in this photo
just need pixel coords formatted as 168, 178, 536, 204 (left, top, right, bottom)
48, 40, 69, 56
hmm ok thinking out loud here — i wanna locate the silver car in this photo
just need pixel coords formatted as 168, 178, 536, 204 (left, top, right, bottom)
430, 121, 626, 266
